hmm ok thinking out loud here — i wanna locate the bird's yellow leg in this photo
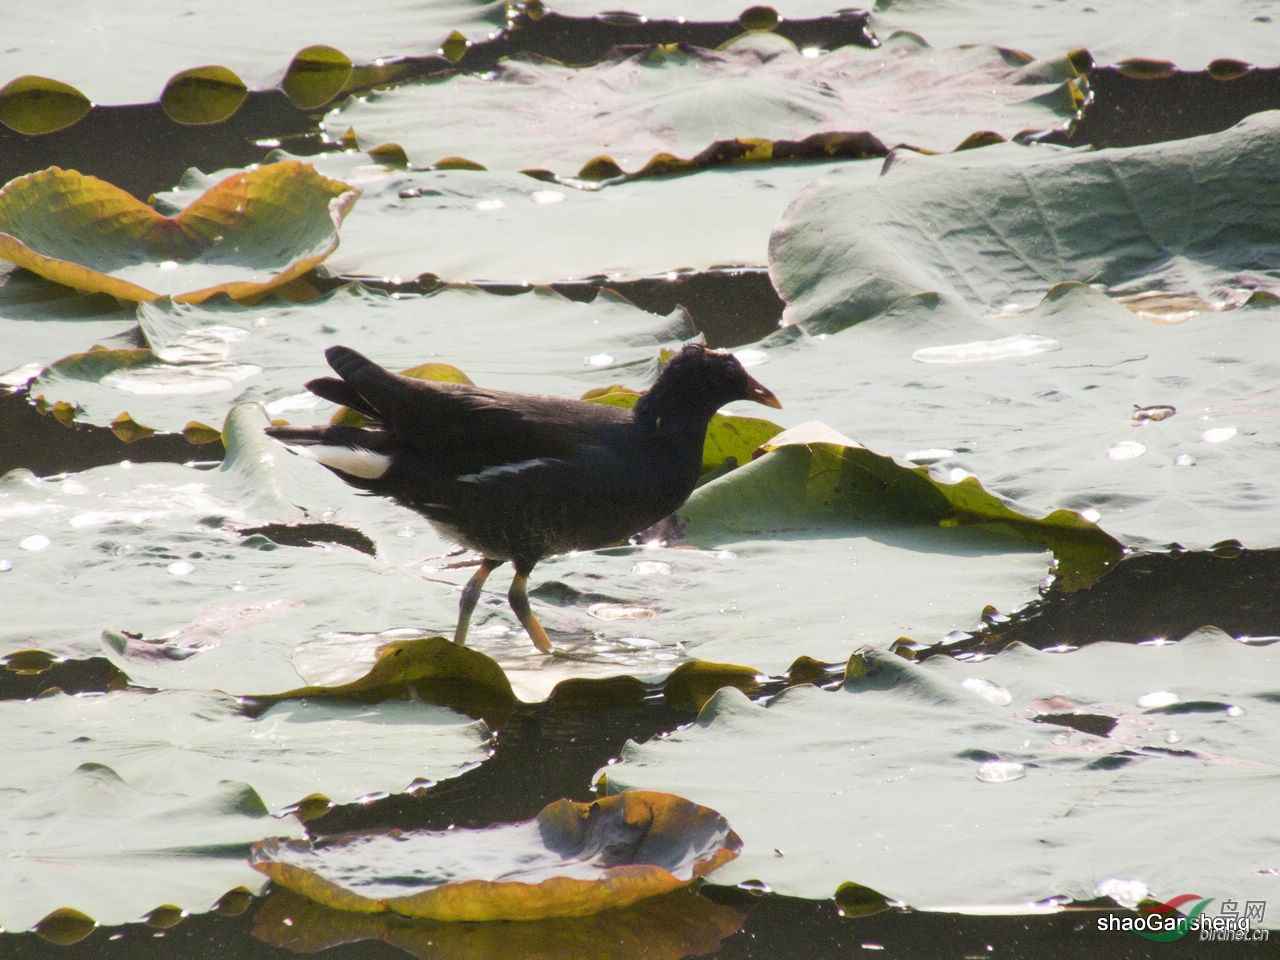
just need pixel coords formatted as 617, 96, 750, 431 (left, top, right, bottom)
455, 558, 500, 645
508, 571, 553, 654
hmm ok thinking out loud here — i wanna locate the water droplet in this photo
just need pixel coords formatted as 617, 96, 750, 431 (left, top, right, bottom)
738, 879, 772, 895
632, 560, 672, 576
912, 333, 1061, 364
1164, 730, 1181, 743
1173, 453, 1196, 466
585, 353, 614, 367
1037, 894, 1072, 908
904, 448, 956, 465
962, 677, 1012, 706
1202, 426, 1237, 443
1095, 877, 1147, 909
529, 190, 565, 204
159, 260, 180, 271
1106, 440, 1146, 460
19, 534, 51, 551
167, 560, 196, 577
976, 760, 1026, 783
0, 559, 11, 572
618, 635, 661, 649
1136, 690, 1178, 708
475, 198, 505, 211
1080, 507, 1102, 523
587, 603, 654, 621
1225, 704, 1245, 717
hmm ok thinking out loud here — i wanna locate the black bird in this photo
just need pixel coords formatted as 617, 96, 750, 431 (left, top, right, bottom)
264, 344, 782, 653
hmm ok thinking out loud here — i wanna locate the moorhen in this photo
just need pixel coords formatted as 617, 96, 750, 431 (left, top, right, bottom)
265, 344, 781, 653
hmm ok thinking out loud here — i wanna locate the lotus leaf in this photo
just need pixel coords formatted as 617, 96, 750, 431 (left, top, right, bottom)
867, 0, 1280, 69
272, 151, 879, 282
0, 75, 91, 135
325, 36, 1075, 173
251, 884, 745, 958
0, 161, 359, 303
1, 2, 505, 106
770, 112, 1280, 332
27, 282, 696, 431
252, 790, 741, 920
0, 680, 489, 931
683, 420, 1121, 590
600, 630, 1280, 912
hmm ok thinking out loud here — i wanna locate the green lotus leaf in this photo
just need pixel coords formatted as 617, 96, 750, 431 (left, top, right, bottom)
0, 75, 91, 135
440, 30, 470, 64
0, 162, 359, 304
325, 37, 1075, 174
160, 65, 248, 124
683, 420, 1121, 591
600, 630, 1280, 913
32, 908, 97, 946
547, 673, 649, 710
571, 131, 888, 185
770, 111, 1280, 334
869, 0, 1280, 67
0, 3, 502, 110
281, 45, 353, 110
663, 659, 764, 712
108, 410, 157, 443
0, 758, 276, 933
739, 5, 781, 32
0, 685, 491, 931
252, 791, 741, 921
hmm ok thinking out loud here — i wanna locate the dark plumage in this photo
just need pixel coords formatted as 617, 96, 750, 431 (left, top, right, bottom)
265, 344, 781, 652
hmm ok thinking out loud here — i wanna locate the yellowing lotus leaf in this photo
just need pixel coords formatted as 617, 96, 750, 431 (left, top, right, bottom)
0, 162, 360, 304
251, 884, 745, 957
241, 635, 517, 722
251, 791, 741, 921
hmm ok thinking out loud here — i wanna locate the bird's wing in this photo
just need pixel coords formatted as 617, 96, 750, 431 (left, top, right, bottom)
320, 346, 632, 473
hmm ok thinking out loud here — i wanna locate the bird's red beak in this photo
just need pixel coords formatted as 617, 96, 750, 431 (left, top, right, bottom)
745, 375, 782, 409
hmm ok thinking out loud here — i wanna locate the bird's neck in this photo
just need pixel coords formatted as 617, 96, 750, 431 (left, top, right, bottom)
634, 394, 716, 455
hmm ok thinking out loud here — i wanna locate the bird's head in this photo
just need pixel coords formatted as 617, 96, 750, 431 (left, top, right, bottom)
638, 343, 782, 427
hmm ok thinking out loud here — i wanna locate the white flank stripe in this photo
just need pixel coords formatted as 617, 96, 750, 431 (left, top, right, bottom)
301, 445, 392, 479
457, 457, 557, 483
